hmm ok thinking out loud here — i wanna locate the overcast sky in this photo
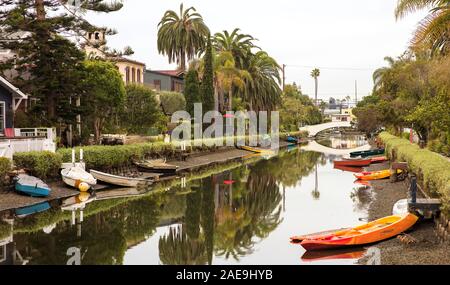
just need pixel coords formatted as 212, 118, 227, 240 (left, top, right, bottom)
86, 0, 426, 101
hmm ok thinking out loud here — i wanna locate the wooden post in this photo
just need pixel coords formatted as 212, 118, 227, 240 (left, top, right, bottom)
410, 175, 417, 204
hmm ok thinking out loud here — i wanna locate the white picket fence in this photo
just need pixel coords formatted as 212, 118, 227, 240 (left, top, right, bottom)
0, 128, 56, 160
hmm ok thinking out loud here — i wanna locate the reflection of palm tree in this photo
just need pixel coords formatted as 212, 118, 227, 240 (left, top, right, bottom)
311, 164, 320, 200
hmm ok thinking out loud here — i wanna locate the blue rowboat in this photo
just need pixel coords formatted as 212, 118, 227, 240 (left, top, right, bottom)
15, 174, 51, 197
15, 202, 51, 217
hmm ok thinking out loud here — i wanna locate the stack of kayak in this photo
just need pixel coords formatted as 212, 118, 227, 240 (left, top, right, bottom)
291, 213, 418, 251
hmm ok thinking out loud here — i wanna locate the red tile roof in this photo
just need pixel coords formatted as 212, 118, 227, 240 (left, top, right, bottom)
150, 70, 184, 77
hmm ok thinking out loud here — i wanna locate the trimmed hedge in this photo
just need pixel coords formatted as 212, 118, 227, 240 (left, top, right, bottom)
0, 157, 11, 185
13, 151, 63, 179
379, 132, 450, 210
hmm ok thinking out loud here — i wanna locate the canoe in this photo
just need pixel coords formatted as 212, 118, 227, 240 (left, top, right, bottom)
133, 159, 178, 174
298, 213, 418, 251
240, 146, 275, 155
15, 174, 51, 197
291, 228, 351, 244
350, 149, 385, 158
334, 165, 364, 173
15, 202, 51, 218
370, 156, 388, 163
354, 169, 401, 181
90, 170, 153, 188
61, 166, 97, 190
334, 159, 371, 167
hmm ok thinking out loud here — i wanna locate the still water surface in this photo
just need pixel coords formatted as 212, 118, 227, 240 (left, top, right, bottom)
0, 139, 373, 265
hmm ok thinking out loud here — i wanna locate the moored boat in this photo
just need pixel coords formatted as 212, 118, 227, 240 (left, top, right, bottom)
133, 159, 178, 174
90, 170, 154, 188
350, 148, 385, 158
240, 146, 275, 155
334, 159, 371, 167
296, 213, 418, 251
14, 174, 51, 197
370, 156, 388, 163
61, 166, 97, 191
354, 169, 401, 181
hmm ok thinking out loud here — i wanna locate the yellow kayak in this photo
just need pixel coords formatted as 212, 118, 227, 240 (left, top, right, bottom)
240, 146, 275, 155
354, 169, 402, 181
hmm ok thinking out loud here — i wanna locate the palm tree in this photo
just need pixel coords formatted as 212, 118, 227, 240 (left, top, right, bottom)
310, 68, 320, 106
395, 0, 450, 55
213, 28, 259, 68
372, 56, 396, 92
157, 4, 210, 71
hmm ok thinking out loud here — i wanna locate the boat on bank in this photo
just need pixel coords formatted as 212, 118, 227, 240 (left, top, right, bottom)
294, 213, 418, 251
350, 148, 385, 158
90, 170, 154, 188
239, 146, 275, 155
61, 166, 97, 191
334, 159, 372, 167
133, 159, 178, 175
14, 174, 51, 197
354, 169, 401, 181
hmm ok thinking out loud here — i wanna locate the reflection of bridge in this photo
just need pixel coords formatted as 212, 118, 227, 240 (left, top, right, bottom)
300, 121, 351, 137
301, 140, 371, 156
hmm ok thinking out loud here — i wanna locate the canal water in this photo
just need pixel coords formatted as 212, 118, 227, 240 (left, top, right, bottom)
0, 138, 373, 265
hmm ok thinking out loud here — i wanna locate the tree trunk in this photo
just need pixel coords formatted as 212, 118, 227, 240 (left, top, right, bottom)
214, 86, 219, 112
35, 0, 46, 20
94, 117, 102, 143
228, 90, 233, 111
180, 50, 186, 71
314, 78, 318, 106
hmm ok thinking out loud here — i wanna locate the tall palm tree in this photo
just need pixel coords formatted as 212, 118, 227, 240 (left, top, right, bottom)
157, 4, 210, 71
372, 56, 396, 92
395, 0, 450, 55
213, 28, 259, 68
310, 68, 320, 106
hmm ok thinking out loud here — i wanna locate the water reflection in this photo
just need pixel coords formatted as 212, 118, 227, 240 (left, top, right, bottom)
0, 146, 369, 265
317, 134, 367, 149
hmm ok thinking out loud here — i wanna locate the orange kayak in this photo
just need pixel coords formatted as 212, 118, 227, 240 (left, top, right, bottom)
298, 213, 418, 251
354, 169, 401, 181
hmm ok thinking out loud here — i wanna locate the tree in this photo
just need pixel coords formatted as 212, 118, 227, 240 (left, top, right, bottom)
373, 56, 397, 92
157, 4, 210, 71
0, 0, 123, 121
122, 85, 166, 134
310, 68, 320, 106
395, 0, 450, 55
201, 37, 215, 114
83, 60, 125, 142
213, 28, 258, 69
159, 91, 186, 115
184, 69, 201, 117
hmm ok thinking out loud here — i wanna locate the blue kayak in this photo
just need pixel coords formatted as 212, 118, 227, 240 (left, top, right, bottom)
15, 174, 51, 197
15, 202, 51, 217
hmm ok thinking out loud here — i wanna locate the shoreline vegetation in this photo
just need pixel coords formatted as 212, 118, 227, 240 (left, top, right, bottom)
379, 132, 450, 212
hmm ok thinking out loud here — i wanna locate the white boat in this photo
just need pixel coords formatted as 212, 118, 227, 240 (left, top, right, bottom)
61, 166, 97, 190
90, 170, 153, 188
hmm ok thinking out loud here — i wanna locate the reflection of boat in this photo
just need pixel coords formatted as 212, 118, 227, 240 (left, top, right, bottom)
95, 188, 147, 201
301, 248, 366, 262
298, 213, 418, 251
61, 192, 96, 211
350, 149, 385, 158
334, 159, 371, 167
14, 174, 51, 197
334, 165, 364, 173
133, 159, 178, 174
90, 170, 154, 187
61, 166, 97, 191
354, 169, 401, 181
354, 180, 371, 187
15, 202, 51, 218
286, 136, 308, 145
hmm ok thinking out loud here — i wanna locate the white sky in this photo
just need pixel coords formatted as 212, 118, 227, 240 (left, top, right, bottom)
86, 0, 427, 101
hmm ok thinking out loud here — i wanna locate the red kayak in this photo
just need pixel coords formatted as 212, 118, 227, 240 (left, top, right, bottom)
334, 159, 371, 167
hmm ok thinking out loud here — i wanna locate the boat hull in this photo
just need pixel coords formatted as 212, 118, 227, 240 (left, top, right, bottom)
350, 149, 385, 158
90, 170, 152, 188
15, 174, 51, 197
299, 213, 418, 251
334, 159, 371, 167
61, 167, 97, 190
354, 169, 398, 181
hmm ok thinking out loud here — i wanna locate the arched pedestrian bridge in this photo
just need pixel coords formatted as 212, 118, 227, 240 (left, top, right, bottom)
300, 140, 371, 156
300, 121, 351, 137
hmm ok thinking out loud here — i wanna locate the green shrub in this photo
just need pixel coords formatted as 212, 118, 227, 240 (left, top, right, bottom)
159, 91, 186, 115
0, 157, 11, 185
401, 132, 410, 141
379, 132, 450, 211
13, 151, 63, 179
0, 221, 11, 240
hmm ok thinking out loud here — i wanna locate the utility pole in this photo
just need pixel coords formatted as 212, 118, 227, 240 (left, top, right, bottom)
354, 80, 358, 106
282, 64, 286, 91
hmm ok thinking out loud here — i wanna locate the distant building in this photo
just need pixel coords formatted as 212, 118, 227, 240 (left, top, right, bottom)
330, 108, 355, 123
0, 76, 28, 135
144, 70, 184, 92
83, 30, 146, 86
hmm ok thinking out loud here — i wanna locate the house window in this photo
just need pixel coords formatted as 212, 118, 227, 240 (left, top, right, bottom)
154, 80, 161, 91
125, 67, 130, 84
0, 102, 5, 135
132, 68, 136, 83
137, 69, 141, 83
95, 32, 100, 40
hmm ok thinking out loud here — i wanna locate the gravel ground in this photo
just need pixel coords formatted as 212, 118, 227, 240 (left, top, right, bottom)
358, 162, 450, 265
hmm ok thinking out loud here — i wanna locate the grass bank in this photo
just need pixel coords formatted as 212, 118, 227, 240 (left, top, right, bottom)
379, 132, 450, 211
